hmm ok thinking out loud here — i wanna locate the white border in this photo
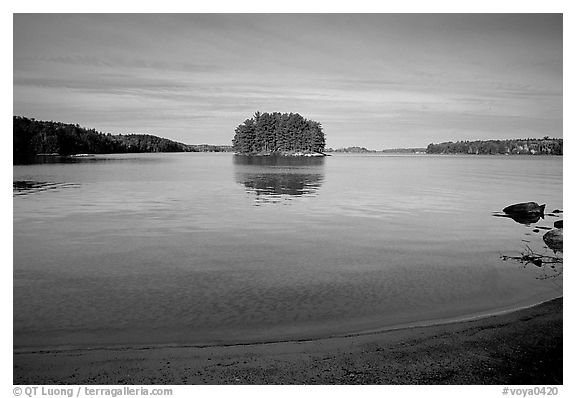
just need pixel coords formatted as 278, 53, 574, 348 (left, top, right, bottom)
4, 2, 572, 396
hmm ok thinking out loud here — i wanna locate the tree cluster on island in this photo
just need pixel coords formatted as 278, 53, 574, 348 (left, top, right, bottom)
232, 112, 326, 155
426, 138, 562, 155
13, 116, 232, 163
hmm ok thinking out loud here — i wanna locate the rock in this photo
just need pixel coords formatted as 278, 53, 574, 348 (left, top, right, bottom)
553, 220, 563, 229
500, 202, 546, 225
533, 259, 543, 267
543, 229, 563, 252
503, 202, 545, 216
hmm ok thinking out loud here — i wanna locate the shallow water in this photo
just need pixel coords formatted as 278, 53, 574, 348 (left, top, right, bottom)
13, 153, 563, 349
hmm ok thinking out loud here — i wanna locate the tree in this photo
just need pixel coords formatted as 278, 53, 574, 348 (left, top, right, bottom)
232, 112, 326, 154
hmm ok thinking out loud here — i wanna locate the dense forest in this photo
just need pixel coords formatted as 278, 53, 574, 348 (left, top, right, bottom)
426, 138, 562, 155
232, 112, 326, 154
13, 116, 232, 162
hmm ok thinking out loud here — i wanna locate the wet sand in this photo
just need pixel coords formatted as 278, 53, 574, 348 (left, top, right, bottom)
13, 297, 562, 385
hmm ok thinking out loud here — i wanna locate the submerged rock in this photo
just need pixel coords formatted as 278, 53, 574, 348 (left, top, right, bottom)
553, 220, 563, 229
543, 229, 563, 252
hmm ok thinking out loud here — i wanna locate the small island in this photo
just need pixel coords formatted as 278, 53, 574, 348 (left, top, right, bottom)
232, 112, 326, 156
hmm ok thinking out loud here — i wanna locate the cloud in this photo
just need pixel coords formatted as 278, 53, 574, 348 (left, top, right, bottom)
39, 55, 218, 74
13, 14, 562, 148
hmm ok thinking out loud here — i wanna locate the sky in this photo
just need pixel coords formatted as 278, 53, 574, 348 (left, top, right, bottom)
13, 14, 563, 149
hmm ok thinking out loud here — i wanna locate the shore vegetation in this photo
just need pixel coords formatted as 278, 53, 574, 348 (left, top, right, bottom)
13, 116, 232, 163
426, 138, 562, 155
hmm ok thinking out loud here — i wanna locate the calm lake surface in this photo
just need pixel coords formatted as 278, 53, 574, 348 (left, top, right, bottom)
13, 153, 563, 350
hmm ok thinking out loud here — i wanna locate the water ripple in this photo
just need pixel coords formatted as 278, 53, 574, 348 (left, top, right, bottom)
13, 180, 80, 196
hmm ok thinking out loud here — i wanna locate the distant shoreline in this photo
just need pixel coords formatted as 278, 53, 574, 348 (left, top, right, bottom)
19, 151, 564, 159
15, 117, 562, 160
233, 150, 327, 157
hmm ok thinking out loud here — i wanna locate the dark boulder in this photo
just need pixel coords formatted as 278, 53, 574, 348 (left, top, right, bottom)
503, 202, 545, 216
553, 220, 563, 229
543, 229, 563, 252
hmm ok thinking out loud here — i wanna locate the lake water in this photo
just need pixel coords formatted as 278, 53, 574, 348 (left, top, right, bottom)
13, 153, 563, 350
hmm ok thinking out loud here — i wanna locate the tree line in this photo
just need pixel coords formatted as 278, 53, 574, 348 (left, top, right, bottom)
426, 138, 562, 155
323, 147, 427, 153
326, 146, 373, 153
13, 116, 232, 163
232, 112, 326, 154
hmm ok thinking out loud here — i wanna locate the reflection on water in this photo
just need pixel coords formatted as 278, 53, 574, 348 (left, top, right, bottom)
13, 153, 563, 350
16, 154, 174, 165
233, 155, 325, 204
15, 155, 99, 165
492, 212, 544, 225
13, 180, 80, 196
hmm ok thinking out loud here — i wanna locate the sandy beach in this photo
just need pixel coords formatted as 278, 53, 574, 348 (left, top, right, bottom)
13, 297, 562, 385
